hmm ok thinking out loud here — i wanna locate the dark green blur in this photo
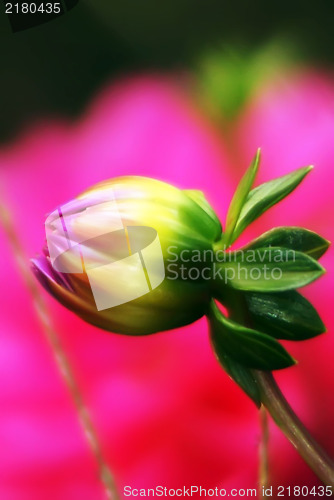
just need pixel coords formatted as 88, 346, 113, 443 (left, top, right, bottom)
0, 0, 333, 142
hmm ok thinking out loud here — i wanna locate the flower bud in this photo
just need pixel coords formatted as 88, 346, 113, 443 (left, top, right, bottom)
32, 177, 222, 334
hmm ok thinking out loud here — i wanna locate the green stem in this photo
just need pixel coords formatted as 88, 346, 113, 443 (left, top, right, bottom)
213, 288, 334, 487
254, 371, 334, 488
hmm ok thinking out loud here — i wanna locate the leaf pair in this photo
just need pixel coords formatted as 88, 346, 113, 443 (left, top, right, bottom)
224, 150, 313, 245
229, 226, 328, 342
209, 301, 295, 406
218, 226, 328, 293
244, 290, 326, 341
244, 226, 329, 260
219, 246, 324, 292
209, 286, 326, 405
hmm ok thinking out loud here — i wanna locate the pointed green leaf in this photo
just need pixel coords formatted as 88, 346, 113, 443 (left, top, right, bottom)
245, 227, 330, 260
232, 166, 313, 242
224, 149, 261, 246
209, 301, 296, 370
210, 343, 261, 406
220, 247, 324, 292
243, 290, 326, 340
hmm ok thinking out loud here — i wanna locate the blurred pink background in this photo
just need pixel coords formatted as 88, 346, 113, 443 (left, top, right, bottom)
0, 69, 334, 499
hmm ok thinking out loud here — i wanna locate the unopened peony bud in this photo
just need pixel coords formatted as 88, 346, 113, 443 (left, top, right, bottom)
32, 177, 222, 334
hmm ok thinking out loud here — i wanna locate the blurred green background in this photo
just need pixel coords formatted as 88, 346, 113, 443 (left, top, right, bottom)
0, 0, 332, 142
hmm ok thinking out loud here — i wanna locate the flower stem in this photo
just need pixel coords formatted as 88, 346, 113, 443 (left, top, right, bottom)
214, 288, 334, 488
254, 371, 334, 488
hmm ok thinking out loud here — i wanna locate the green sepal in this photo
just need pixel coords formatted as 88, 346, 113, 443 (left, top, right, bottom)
232, 166, 313, 242
208, 301, 296, 371
220, 247, 324, 292
210, 339, 261, 407
244, 227, 330, 260
243, 290, 326, 340
184, 189, 222, 230
224, 149, 260, 246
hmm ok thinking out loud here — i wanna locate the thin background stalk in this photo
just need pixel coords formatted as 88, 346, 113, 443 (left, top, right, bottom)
0, 196, 120, 500
259, 406, 270, 497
